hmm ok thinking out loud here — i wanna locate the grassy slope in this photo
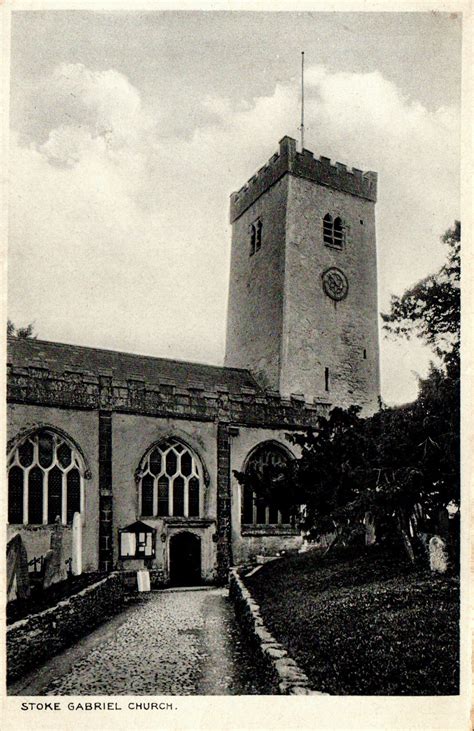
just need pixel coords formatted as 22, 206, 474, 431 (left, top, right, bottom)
243, 548, 459, 695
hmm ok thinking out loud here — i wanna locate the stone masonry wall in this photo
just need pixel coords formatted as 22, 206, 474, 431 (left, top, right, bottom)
112, 413, 219, 582
7, 363, 329, 577
230, 136, 377, 223
282, 174, 380, 414
225, 175, 289, 389
229, 568, 326, 695
225, 135, 380, 415
7, 365, 328, 427
7, 573, 125, 682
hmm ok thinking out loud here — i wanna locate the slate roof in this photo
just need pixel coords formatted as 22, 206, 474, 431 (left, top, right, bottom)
7, 337, 263, 394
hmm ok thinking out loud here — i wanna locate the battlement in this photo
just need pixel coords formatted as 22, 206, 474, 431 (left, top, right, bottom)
230, 136, 377, 222
7, 362, 329, 427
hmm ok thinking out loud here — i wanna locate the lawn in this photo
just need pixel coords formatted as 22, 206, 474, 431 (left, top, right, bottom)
243, 546, 459, 695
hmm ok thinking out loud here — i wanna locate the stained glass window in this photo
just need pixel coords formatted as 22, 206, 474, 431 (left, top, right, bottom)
141, 474, 154, 517
28, 467, 44, 524
158, 476, 170, 517
188, 477, 200, 518
8, 430, 84, 525
173, 476, 185, 516
8, 466, 23, 524
18, 440, 34, 467
139, 440, 202, 519
66, 469, 81, 523
242, 443, 291, 526
48, 466, 63, 524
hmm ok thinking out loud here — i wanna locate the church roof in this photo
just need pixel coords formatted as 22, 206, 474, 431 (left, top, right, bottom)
7, 337, 262, 394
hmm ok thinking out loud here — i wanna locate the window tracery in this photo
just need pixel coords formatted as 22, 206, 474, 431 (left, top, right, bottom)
242, 442, 291, 526
138, 440, 202, 519
8, 429, 84, 525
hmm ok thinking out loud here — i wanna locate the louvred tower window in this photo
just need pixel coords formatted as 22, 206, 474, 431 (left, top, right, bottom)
323, 213, 345, 249
250, 218, 263, 255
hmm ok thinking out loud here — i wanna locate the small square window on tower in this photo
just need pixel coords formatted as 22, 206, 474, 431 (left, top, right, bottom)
250, 218, 262, 256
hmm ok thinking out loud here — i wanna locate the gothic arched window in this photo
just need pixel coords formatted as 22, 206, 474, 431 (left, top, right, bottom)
8, 429, 85, 525
138, 440, 203, 518
242, 442, 292, 526
323, 213, 345, 249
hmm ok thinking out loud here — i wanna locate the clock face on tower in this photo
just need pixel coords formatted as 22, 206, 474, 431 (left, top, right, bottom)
322, 267, 349, 301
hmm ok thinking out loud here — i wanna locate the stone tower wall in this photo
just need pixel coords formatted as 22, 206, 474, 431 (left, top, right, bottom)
225, 176, 288, 389
226, 136, 380, 414
281, 175, 380, 413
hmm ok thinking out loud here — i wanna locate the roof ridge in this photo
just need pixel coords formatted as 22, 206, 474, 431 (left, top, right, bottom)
7, 336, 253, 377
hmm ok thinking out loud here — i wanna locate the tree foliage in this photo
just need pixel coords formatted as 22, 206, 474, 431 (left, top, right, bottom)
381, 221, 460, 368
235, 223, 461, 561
274, 363, 459, 560
7, 320, 37, 339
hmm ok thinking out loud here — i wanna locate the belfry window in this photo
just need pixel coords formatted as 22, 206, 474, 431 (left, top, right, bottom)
242, 442, 292, 526
138, 440, 202, 518
250, 218, 262, 256
323, 213, 333, 244
7, 429, 84, 525
323, 214, 345, 249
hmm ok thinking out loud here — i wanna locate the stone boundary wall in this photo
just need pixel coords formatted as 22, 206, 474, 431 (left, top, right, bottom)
229, 568, 327, 695
7, 364, 330, 428
7, 572, 125, 682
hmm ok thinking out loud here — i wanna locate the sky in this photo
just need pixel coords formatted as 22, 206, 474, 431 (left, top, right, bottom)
7, 10, 462, 404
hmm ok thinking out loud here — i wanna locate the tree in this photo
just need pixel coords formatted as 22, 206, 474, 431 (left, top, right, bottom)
235, 223, 461, 564
285, 406, 370, 539
381, 221, 460, 370
7, 320, 37, 339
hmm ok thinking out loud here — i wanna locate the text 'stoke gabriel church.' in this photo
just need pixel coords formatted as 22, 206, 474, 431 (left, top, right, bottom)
7, 136, 380, 585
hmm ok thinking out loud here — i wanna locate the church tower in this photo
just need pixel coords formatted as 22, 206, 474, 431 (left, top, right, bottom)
225, 136, 380, 415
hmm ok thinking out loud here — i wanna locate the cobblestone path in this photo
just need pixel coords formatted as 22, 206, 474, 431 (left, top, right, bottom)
9, 588, 274, 696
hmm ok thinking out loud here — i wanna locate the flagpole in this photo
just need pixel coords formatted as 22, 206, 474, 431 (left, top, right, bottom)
300, 51, 305, 151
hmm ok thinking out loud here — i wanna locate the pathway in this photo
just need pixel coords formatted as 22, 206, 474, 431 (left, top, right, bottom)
9, 587, 273, 696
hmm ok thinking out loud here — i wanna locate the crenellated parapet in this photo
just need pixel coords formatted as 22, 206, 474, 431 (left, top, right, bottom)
7, 363, 100, 410
230, 135, 377, 222
7, 363, 330, 428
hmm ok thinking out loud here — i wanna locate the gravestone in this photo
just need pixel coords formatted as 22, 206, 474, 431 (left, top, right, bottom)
43, 520, 67, 588
429, 535, 448, 574
298, 539, 310, 554
364, 512, 376, 546
72, 511, 82, 576
7, 533, 30, 601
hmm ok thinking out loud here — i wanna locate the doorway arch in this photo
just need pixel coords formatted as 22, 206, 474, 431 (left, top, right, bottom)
169, 532, 202, 586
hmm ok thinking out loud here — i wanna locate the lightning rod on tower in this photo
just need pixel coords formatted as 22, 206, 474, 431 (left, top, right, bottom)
300, 51, 305, 151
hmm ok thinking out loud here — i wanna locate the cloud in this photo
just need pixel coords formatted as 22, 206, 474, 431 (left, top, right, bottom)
9, 63, 459, 404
